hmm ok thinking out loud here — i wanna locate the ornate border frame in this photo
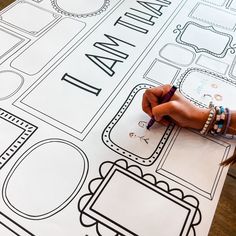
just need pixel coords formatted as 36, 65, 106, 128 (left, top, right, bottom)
0, 108, 37, 169
79, 159, 202, 236
50, 0, 110, 18
174, 21, 235, 58
102, 84, 175, 166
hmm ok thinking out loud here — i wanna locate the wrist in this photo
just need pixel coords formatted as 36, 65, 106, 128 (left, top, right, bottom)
194, 108, 211, 130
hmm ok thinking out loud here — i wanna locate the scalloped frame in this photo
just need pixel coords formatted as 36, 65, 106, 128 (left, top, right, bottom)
50, 0, 110, 18
78, 159, 202, 236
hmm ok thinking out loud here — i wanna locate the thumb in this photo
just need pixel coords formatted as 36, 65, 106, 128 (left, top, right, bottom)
152, 102, 172, 121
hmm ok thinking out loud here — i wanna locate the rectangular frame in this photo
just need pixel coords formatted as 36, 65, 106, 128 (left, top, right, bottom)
83, 165, 198, 236
0, 212, 34, 236
0, 0, 61, 36
156, 129, 230, 199
189, 3, 236, 31
175, 21, 234, 58
0, 108, 37, 169
0, 26, 29, 65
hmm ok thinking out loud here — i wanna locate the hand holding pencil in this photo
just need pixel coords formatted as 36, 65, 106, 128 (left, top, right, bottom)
146, 85, 177, 129
142, 84, 210, 130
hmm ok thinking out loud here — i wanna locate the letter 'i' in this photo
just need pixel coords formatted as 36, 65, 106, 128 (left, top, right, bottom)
61, 73, 102, 96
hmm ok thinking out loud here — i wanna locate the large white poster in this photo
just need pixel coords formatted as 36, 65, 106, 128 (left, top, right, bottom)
0, 0, 235, 235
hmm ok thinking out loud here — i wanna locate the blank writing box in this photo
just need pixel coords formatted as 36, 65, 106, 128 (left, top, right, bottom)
83, 166, 198, 236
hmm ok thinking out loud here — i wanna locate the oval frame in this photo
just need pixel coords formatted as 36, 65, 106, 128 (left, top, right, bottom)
2, 138, 89, 220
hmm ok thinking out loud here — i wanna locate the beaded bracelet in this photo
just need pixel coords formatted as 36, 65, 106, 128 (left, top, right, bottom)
210, 106, 226, 135
200, 102, 216, 135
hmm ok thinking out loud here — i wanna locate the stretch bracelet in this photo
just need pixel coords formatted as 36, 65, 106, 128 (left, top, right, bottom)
211, 106, 226, 134
199, 103, 233, 137
200, 106, 216, 135
205, 108, 217, 134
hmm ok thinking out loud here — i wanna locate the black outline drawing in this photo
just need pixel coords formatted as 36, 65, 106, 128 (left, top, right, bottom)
0, 70, 24, 100
0, 0, 231, 235
12, 0, 130, 141
226, 0, 236, 11
0, 0, 61, 37
229, 55, 236, 80
11, 18, 86, 75
143, 59, 181, 85
159, 43, 195, 67
189, 3, 236, 31
50, 0, 110, 18
0, 108, 37, 169
102, 84, 176, 166
78, 159, 202, 236
0, 26, 29, 65
195, 55, 229, 75
12, 0, 188, 141
156, 128, 231, 200
0, 212, 34, 235
203, 0, 227, 6
2, 138, 89, 220
174, 21, 235, 58
61, 73, 102, 96
176, 68, 236, 107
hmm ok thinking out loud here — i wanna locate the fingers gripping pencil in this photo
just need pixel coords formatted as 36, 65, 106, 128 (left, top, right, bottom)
146, 85, 177, 130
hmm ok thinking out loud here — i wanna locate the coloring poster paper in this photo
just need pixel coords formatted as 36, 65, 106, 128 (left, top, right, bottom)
0, 0, 235, 235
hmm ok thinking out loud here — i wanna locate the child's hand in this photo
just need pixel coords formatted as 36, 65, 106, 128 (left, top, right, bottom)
142, 84, 210, 129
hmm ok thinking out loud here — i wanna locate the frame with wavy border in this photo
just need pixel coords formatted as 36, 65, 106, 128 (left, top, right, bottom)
50, 0, 110, 18
78, 159, 201, 236
174, 21, 235, 58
